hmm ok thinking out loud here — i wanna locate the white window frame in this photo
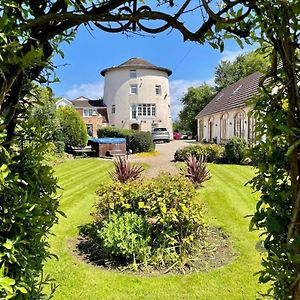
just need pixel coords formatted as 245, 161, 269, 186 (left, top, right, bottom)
220, 113, 228, 143
130, 104, 156, 119
234, 111, 246, 138
155, 85, 162, 95
130, 84, 138, 95
83, 108, 96, 117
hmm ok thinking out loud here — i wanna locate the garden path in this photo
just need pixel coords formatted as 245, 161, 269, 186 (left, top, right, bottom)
128, 139, 196, 178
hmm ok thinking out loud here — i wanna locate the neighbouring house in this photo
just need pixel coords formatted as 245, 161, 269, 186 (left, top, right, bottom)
100, 57, 173, 135
55, 96, 108, 137
55, 97, 73, 108
196, 71, 262, 144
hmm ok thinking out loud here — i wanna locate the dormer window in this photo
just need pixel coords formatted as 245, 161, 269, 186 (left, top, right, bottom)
130, 70, 137, 79
232, 84, 243, 95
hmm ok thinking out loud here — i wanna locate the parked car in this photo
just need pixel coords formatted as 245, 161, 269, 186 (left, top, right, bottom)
152, 127, 170, 143
173, 132, 182, 140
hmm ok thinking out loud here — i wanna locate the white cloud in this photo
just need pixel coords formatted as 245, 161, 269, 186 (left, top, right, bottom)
169, 78, 214, 120
64, 81, 104, 100
219, 49, 244, 63
218, 47, 253, 63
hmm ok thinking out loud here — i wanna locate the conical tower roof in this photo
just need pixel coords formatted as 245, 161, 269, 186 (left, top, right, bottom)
100, 57, 172, 76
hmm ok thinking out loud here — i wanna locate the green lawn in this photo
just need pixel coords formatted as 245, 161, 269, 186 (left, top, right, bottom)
45, 159, 264, 299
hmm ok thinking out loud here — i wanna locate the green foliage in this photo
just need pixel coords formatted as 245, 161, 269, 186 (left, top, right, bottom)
0, 115, 60, 298
109, 156, 144, 183
178, 84, 216, 137
181, 154, 211, 187
97, 127, 134, 140
97, 127, 154, 153
128, 131, 155, 153
53, 141, 65, 154
30, 86, 64, 146
57, 106, 88, 148
174, 144, 225, 163
80, 174, 207, 268
224, 137, 247, 164
248, 89, 296, 299
215, 51, 269, 92
99, 212, 151, 263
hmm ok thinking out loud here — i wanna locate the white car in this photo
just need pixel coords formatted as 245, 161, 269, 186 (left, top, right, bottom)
152, 127, 170, 143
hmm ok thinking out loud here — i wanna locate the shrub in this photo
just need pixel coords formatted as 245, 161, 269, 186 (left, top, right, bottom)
54, 141, 65, 154
97, 127, 154, 154
109, 156, 144, 183
97, 127, 133, 141
80, 174, 206, 268
0, 118, 60, 298
181, 154, 211, 187
99, 212, 151, 263
224, 137, 247, 164
57, 106, 88, 148
174, 144, 225, 163
129, 131, 155, 153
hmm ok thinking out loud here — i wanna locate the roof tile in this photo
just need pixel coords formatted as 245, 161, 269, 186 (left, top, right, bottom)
196, 71, 263, 118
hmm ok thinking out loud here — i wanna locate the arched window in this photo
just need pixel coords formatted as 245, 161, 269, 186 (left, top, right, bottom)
208, 117, 214, 142
248, 114, 255, 143
198, 120, 204, 141
234, 111, 245, 138
220, 113, 228, 144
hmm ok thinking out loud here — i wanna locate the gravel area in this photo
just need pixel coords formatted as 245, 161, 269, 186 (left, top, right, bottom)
128, 140, 197, 178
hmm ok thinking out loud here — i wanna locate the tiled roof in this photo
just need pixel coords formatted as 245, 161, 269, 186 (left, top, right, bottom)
97, 108, 108, 123
72, 96, 106, 108
119, 58, 156, 68
196, 71, 263, 118
100, 57, 172, 76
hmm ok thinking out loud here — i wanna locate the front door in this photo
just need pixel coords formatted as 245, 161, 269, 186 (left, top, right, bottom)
86, 124, 93, 136
131, 123, 139, 130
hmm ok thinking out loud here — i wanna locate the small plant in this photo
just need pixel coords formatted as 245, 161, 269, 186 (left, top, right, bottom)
181, 154, 211, 187
99, 212, 151, 263
109, 156, 144, 183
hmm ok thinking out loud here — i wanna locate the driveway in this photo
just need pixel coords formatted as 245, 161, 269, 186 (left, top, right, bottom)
129, 140, 196, 178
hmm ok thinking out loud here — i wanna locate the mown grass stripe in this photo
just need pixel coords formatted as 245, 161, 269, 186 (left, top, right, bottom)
45, 160, 264, 300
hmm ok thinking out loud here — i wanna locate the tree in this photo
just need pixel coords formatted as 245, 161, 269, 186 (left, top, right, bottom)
0, 0, 299, 298
178, 84, 215, 137
215, 51, 269, 91
57, 106, 88, 148
31, 85, 63, 142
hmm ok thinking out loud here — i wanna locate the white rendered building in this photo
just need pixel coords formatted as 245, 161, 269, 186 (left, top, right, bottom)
196, 72, 261, 144
101, 58, 173, 134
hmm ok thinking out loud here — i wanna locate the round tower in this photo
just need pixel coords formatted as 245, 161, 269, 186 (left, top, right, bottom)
101, 58, 173, 135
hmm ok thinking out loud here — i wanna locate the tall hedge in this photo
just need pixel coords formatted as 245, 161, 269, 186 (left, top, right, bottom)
0, 114, 60, 298
57, 106, 88, 148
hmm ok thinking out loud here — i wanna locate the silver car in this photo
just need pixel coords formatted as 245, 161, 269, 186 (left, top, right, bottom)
152, 127, 170, 143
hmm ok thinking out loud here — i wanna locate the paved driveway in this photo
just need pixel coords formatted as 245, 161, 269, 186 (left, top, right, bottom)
129, 140, 196, 178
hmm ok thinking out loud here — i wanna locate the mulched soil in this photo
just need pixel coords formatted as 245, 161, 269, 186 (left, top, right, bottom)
71, 226, 235, 276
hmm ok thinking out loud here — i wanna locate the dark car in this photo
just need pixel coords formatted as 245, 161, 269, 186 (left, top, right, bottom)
152, 127, 170, 143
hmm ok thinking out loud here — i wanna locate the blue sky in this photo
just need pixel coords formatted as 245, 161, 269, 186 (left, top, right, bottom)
51, 25, 249, 119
